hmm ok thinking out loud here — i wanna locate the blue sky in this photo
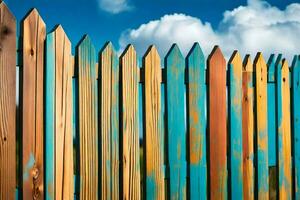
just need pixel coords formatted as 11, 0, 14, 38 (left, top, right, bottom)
4, 0, 300, 60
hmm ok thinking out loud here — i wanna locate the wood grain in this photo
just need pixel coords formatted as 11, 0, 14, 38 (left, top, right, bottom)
22, 8, 46, 200
242, 55, 254, 200
254, 53, 269, 199
120, 45, 140, 200
186, 43, 207, 199
208, 46, 227, 200
276, 59, 292, 200
76, 35, 98, 200
99, 42, 119, 200
143, 45, 164, 200
0, 2, 16, 199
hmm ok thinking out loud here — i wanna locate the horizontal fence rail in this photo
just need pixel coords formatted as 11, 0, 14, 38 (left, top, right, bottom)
0, 2, 300, 200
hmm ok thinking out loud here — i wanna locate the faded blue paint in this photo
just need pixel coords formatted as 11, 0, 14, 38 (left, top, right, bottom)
23, 153, 35, 181
165, 44, 186, 199
45, 32, 55, 200
292, 55, 300, 199
228, 51, 243, 199
267, 54, 278, 167
186, 43, 207, 200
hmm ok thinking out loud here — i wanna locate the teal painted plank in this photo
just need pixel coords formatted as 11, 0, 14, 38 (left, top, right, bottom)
165, 44, 186, 199
45, 32, 55, 200
228, 51, 243, 199
186, 43, 207, 200
292, 55, 300, 199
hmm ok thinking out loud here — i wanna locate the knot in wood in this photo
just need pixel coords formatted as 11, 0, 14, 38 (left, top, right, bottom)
30, 48, 35, 56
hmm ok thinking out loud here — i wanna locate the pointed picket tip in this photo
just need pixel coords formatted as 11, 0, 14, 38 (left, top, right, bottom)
281, 59, 289, 70
143, 45, 159, 59
243, 55, 253, 72
228, 50, 242, 69
275, 54, 283, 70
267, 54, 276, 82
165, 44, 184, 60
76, 34, 95, 51
0, 1, 15, 21
292, 55, 300, 69
187, 42, 205, 60
254, 52, 267, 72
208, 46, 225, 64
120, 44, 137, 60
22, 8, 45, 27
100, 41, 117, 55
50, 25, 71, 44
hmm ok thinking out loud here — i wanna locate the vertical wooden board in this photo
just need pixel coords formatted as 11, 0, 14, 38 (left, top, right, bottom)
276, 59, 292, 199
0, 2, 16, 200
22, 9, 46, 200
267, 54, 279, 167
254, 53, 269, 199
45, 31, 55, 200
292, 55, 300, 199
143, 45, 164, 200
165, 44, 186, 200
208, 46, 227, 200
76, 35, 98, 200
120, 45, 140, 200
228, 51, 243, 199
186, 43, 207, 199
242, 55, 254, 200
99, 42, 119, 200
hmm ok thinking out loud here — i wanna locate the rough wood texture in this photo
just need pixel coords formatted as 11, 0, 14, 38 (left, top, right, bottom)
242, 55, 254, 200
0, 2, 16, 199
292, 55, 300, 199
208, 46, 227, 200
254, 53, 269, 199
76, 35, 98, 200
120, 45, 140, 200
143, 45, 164, 200
45, 25, 74, 200
228, 51, 243, 199
276, 59, 292, 200
99, 42, 119, 200
22, 9, 46, 200
165, 44, 186, 200
186, 43, 207, 199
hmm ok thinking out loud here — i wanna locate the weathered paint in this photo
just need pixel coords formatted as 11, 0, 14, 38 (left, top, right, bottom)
165, 44, 186, 199
254, 53, 269, 199
276, 59, 292, 199
186, 43, 207, 200
292, 55, 300, 199
208, 46, 227, 200
228, 51, 243, 199
242, 55, 254, 200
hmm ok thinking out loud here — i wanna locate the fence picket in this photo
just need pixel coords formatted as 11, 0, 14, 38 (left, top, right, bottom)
0, 2, 16, 199
208, 46, 227, 200
228, 51, 243, 199
22, 9, 46, 199
254, 53, 269, 199
120, 45, 141, 200
292, 55, 300, 199
186, 43, 207, 200
99, 42, 120, 200
242, 55, 254, 200
76, 35, 98, 200
143, 46, 165, 200
276, 59, 292, 199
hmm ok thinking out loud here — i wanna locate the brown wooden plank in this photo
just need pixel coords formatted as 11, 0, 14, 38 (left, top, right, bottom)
120, 45, 140, 200
208, 46, 227, 200
143, 45, 164, 200
242, 55, 254, 200
0, 2, 16, 199
22, 8, 46, 200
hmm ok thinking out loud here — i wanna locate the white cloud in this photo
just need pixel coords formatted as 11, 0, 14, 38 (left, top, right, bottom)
99, 0, 132, 14
119, 0, 300, 61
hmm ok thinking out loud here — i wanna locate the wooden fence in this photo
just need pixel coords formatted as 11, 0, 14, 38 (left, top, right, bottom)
0, 2, 299, 200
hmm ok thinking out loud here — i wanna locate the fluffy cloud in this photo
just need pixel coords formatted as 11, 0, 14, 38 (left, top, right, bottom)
119, 0, 300, 61
99, 0, 132, 14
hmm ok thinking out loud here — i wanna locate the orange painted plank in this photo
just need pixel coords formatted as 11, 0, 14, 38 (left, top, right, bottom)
22, 9, 46, 200
0, 2, 16, 199
208, 46, 227, 200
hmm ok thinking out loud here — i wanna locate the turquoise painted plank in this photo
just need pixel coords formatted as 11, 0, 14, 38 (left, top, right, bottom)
267, 54, 279, 167
228, 51, 243, 199
45, 32, 55, 200
292, 55, 300, 199
186, 43, 207, 200
165, 44, 186, 199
